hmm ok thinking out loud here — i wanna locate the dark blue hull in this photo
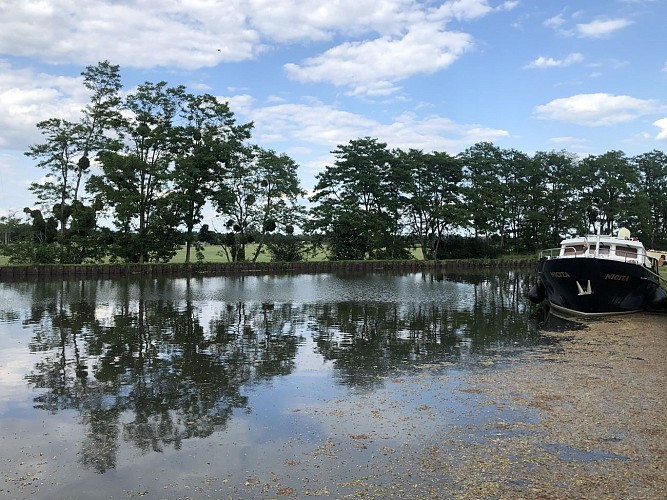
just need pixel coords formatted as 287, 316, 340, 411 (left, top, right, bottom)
534, 257, 664, 316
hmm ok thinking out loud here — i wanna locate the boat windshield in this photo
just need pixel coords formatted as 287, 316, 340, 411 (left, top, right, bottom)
562, 244, 587, 256
589, 244, 610, 255
615, 245, 638, 259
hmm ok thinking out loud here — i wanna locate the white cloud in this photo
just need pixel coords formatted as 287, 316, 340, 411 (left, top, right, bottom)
535, 93, 661, 126
244, 101, 508, 162
653, 117, 667, 141
285, 23, 473, 95
0, 62, 87, 150
576, 18, 632, 38
0, 0, 498, 72
498, 1, 519, 11
432, 0, 493, 21
0, 0, 261, 69
544, 14, 567, 30
544, 14, 632, 39
525, 53, 584, 69
246, 0, 410, 42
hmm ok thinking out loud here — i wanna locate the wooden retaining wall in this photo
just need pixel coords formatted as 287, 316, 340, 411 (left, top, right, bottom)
0, 259, 537, 281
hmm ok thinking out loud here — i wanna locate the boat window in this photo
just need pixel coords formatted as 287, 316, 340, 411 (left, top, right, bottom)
563, 245, 587, 255
616, 246, 637, 258
588, 244, 609, 255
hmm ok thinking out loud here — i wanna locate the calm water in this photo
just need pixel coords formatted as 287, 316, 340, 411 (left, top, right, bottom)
0, 270, 565, 498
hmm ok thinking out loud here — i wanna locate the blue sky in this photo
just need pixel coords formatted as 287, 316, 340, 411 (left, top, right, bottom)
1, 0, 666, 224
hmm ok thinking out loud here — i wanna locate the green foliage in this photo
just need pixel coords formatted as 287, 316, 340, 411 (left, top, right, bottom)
433, 235, 502, 259
0, 240, 62, 264
265, 234, 305, 262
398, 149, 464, 259
309, 137, 410, 260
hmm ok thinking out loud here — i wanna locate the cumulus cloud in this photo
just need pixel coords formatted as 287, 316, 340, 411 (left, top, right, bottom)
576, 18, 632, 38
544, 14, 632, 39
535, 93, 661, 126
0, 62, 88, 149
431, 0, 494, 21
246, 0, 409, 42
0, 0, 495, 72
284, 23, 474, 95
243, 101, 508, 164
0, 0, 261, 69
525, 53, 584, 69
654, 117, 667, 141
0, 0, 502, 97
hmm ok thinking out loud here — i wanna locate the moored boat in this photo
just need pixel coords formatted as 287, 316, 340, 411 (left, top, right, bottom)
529, 228, 667, 317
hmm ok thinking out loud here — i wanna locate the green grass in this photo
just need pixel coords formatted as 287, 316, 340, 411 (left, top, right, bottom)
171, 244, 272, 263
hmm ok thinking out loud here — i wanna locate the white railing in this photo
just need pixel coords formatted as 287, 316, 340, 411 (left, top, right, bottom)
539, 246, 659, 273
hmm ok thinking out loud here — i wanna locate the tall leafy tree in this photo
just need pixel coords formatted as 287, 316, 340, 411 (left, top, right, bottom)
499, 148, 534, 251
24, 61, 122, 263
308, 137, 407, 260
633, 150, 667, 248
26, 118, 83, 230
88, 81, 185, 263
210, 145, 258, 262
517, 154, 549, 251
580, 151, 639, 235
458, 142, 505, 240
209, 146, 304, 262
533, 150, 581, 245
248, 148, 305, 262
171, 93, 252, 263
26, 62, 122, 227
398, 149, 463, 259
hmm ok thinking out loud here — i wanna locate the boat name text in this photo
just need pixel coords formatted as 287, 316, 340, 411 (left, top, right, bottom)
605, 273, 630, 282
550, 271, 571, 278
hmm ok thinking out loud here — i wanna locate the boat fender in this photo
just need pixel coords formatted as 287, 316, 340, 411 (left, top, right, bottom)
528, 280, 545, 304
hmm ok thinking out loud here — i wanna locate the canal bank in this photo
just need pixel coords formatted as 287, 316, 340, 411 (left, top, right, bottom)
0, 258, 536, 280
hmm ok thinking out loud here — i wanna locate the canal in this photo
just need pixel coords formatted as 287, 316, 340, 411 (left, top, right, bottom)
1, 270, 650, 499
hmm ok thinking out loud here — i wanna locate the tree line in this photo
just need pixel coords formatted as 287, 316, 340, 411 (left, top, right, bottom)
2, 61, 667, 265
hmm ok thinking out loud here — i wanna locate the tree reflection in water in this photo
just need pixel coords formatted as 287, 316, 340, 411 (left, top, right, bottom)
7, 271, 539, 473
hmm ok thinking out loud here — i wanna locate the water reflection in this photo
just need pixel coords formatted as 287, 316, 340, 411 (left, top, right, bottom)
0, 270, 540, 474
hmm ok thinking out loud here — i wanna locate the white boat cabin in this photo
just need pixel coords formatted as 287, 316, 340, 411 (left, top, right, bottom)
542, 228, 654, 267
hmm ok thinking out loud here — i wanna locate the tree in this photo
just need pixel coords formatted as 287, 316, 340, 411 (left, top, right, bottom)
499, 148, 534, 252
210, 146, 305, 262
516, 154, 549, 251
459, 142, 505, 240
26, 118, 82, 234
0, 212, 27, 244
248, 148, 305, 262
171, 93, 252, 263
308, 137, 408, 260
633, 150, 667, 248
533, 150, 581, 245
398, 149, 463, 259
23, 61, 123, 262
580, 151, 639, 235
210, 145, 257, 262
88, 81, 185, 263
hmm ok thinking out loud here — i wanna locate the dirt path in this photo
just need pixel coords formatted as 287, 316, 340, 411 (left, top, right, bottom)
443, 312, 667, 499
